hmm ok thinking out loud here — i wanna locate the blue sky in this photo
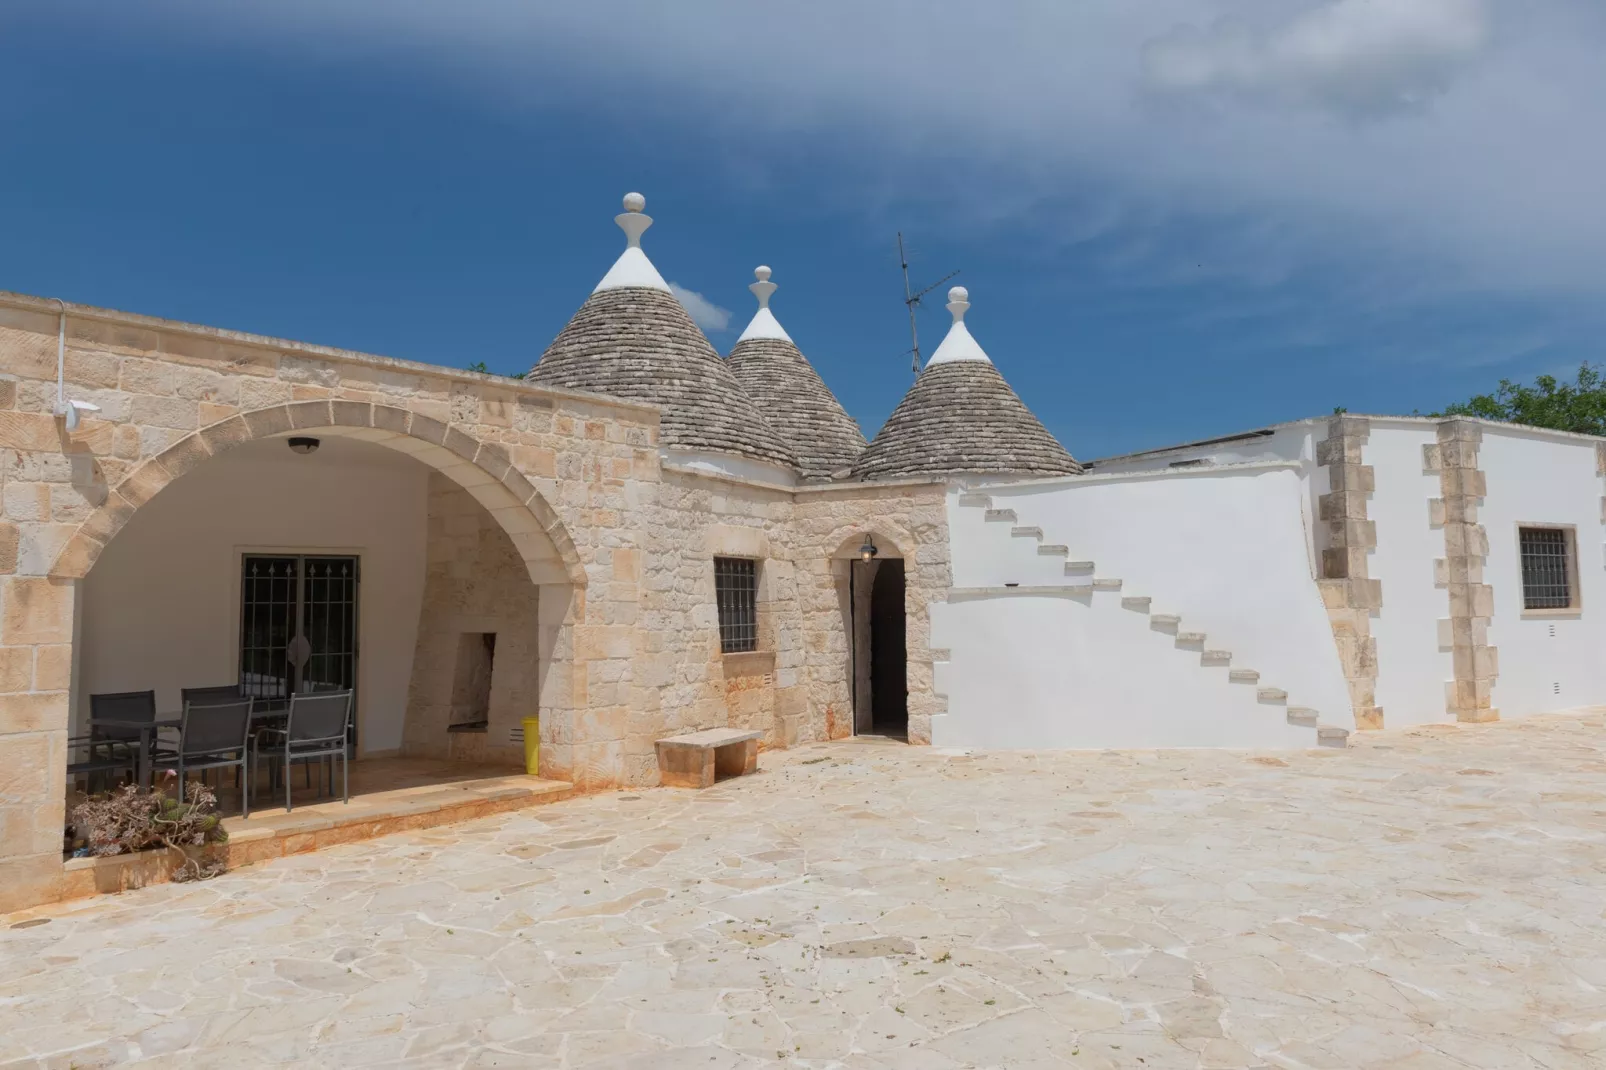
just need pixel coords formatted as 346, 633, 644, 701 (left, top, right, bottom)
3, 2, 1603, 458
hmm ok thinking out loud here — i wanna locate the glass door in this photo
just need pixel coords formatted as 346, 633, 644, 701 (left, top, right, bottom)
240, 554, 360, 746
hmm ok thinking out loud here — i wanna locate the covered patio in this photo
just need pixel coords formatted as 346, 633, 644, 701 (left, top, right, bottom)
62, 757, 571, 899
57, 420, 583, 891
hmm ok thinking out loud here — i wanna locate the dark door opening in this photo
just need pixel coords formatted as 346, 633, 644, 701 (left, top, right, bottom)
869, 559, 907, 737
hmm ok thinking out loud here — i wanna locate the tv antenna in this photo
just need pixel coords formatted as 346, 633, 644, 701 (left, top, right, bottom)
898, 232, 959, 375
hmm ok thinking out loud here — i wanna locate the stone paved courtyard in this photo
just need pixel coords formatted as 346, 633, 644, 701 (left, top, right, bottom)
4, 714, 1606, 1069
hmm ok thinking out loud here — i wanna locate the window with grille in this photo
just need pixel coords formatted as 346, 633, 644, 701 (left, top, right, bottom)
714, 557, 758, 653
1519, 527, 1576, 611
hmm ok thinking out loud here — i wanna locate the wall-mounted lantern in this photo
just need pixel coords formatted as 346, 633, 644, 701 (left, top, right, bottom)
858, 535, 878, 563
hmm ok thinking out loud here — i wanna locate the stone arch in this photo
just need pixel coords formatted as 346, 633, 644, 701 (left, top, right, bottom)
48, 400, 587, 589
823, 522, 919, 563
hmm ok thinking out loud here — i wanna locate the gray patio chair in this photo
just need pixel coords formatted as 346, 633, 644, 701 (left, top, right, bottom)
257, 690, 353, 813
180, 685, 243, 707
153, 697, 254, 819
88, 689, 158, 755
87, 690, 169, 786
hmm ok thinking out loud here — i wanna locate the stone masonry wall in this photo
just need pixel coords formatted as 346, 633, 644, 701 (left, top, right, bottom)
1426, 419, 1499, 723
0, 289, 955, 913
402, 474, 540, 767
0, 292, 659, 911
1316, 416, 1384, 731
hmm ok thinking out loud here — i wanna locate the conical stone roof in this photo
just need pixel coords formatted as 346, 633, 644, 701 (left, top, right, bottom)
526, 194, 796, 470
852, 287, 1080, 481
727, 267, 866, 481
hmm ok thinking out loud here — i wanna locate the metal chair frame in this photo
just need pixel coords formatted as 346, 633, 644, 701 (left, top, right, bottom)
256, 690, 353, 813
153, 697, 255, 820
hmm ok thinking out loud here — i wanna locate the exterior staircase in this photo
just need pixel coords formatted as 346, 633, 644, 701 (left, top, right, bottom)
954, 492, 1350, 748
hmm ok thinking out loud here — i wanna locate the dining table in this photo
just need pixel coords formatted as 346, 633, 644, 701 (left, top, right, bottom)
87, 696, 292, 790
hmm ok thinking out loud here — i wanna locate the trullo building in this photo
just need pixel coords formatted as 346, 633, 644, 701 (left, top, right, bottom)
2, 191, 1604, 911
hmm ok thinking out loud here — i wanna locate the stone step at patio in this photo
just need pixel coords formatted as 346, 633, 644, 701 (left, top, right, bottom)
1037, 544, 1069, 557
1201, 650, 1232, 667
1121, 596, 1152, 612
1011, 526, 1043, 540
1317, 726, 1351, 747
1228, 669, 1260, 684
958, 493, 992, 508
984, 508, 1017, 523
1287, 707, 1319, 727
1257, 687, 1288, 703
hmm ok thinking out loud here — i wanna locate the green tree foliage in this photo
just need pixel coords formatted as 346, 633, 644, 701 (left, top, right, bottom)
464, 361, 525, 380
1437, 363, 1606, 436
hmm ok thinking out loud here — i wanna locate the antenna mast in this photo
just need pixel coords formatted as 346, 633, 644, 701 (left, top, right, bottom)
897, 232, 959, 376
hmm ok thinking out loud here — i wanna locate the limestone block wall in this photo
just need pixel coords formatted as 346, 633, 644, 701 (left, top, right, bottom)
401, 474, 541, 766
1425, 420, 1499, 723
1316, 415, 1385, 730
789, 481, 950, 746
0, 287, 955, 912
0, 290, 659, 910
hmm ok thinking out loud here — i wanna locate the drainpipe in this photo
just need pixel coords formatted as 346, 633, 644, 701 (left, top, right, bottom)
49, 299, 100, 431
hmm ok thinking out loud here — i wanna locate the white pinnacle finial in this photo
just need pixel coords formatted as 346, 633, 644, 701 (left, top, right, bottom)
946, 286, 970, 323
926, 285, 990, 365
749, 265, 777, 310
615, 192, 652, 249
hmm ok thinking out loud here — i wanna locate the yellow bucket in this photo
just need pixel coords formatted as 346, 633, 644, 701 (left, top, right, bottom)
522, 717, 540, 776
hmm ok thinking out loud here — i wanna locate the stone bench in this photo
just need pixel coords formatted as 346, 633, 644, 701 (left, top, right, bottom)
655, 729, 761, 789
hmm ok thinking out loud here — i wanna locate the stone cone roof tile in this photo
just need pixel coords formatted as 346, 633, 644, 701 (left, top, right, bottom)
851, 360, 1081, 480
528, 287, 796, 469
728, 335, 866, 481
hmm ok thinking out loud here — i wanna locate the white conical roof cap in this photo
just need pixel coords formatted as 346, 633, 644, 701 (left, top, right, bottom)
737, 265, 793, 343
593, 192, 671, 293
925, 286, 991, 365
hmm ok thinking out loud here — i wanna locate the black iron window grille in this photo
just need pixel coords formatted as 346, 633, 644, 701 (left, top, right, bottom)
714, 557, 758, 653
1519, 527, 1574, 610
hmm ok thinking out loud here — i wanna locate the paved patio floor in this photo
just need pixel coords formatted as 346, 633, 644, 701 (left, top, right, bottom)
5, 713, 1606, 1069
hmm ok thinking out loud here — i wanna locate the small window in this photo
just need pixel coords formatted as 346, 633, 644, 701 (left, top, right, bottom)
1519, 526, 1578, 611
714, 557, 758, 653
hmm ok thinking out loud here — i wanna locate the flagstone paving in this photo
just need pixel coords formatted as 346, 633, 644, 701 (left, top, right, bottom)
5, 712, 1606, 1069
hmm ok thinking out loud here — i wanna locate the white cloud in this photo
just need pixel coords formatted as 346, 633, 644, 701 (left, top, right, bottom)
112, 1, 1606, 300
1143, 0, 1491, 117
669, 283, 732, 333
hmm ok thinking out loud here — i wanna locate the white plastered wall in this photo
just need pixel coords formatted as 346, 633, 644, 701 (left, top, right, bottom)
1365, 422, 1452, 727
1479, 427, 1606, 717
934, 461, 1349, 748
77, 436, 428, 755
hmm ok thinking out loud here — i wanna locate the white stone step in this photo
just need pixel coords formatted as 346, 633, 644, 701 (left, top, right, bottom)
1064, 560, 1095, 575
1120, 596, 1151, 612
1317, 726, 1350, 748
1176, 631, 1206, 648
1010, 526, 1043, 540
1200, 650, 1232, 667
1286, 707, 1319, 727
1228, 669, 1260, 684
1091, 578, 1122, 592
1037, 544, 1069, 557
1257, 687, 1288, 703
984, 508, 1017, 523
1151, 613, 1181, 628
958, 493, 992, 508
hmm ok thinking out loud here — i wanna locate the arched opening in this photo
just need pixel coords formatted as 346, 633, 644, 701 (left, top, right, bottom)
54, 402, 585, 819
829, 529, 913, 741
